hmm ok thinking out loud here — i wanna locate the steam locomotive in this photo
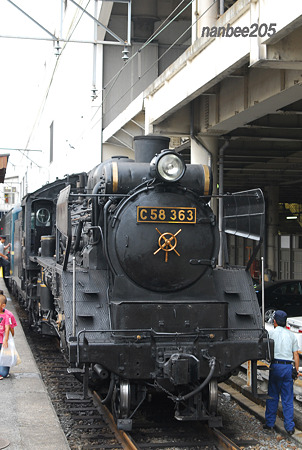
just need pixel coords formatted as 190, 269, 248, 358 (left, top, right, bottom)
1, 135, 271, 429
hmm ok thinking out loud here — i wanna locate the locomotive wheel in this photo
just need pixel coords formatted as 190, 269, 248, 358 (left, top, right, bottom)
206, 379, 218, 414
112, 379, 131, 420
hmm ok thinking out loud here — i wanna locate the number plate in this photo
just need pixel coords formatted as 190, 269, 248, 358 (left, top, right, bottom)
137, 206, 196, 224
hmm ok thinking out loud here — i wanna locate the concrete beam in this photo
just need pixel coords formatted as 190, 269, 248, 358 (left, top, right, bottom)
153, 104, 191, 136
101, 0, 302, 147
144, 0, 302, 131
103, 93, 144, 142
207, 82, 302, 135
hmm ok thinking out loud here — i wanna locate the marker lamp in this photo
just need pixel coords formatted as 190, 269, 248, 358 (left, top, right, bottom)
150, 151, 186, 182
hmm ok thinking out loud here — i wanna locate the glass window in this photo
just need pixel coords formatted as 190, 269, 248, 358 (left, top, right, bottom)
36, 208, 51, 227
4, 186, 15, 204
273, 285, 287, 295
31, 212, 35, 230
275, 282, 301, 295
290, 282, 302, 295
280, 236, 290, 249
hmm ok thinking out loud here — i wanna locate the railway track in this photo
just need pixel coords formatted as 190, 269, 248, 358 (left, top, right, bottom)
93, 391, 242, 450
126, 423, 242, 449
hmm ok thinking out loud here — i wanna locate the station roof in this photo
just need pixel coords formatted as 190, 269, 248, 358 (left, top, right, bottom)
104, 1, 302, 208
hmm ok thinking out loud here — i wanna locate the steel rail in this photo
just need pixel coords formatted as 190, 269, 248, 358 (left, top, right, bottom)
93, 391, 138, 450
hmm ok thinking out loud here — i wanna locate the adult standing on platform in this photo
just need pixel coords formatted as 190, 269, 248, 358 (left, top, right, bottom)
264, 310, 299, 435
0, 236, 10, 285
0, 296, 9, 379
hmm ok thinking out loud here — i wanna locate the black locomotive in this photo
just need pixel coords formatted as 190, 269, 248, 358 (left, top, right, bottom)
2, 135, 271, 429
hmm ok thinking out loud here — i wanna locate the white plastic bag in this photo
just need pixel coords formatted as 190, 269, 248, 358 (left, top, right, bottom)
0, 336, 20, 367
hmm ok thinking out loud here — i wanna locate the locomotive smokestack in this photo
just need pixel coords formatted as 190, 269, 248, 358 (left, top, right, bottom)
134, 135, 170, 163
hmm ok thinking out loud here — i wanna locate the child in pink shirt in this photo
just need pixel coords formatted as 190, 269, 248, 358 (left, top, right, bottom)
2, 297, 17, 336
0, 296, 10, 379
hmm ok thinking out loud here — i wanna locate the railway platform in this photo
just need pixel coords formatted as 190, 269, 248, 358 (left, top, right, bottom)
0, 279, 70, 450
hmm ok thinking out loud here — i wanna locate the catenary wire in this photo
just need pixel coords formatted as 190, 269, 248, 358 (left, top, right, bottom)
24, 0, 91, 155
25, 0, 196, 152
94, 0, 195, 119
26, 0, 217, 155
90, 0, 217, 129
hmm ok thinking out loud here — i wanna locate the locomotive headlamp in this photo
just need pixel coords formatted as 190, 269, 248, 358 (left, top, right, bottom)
150, 151, 186, 182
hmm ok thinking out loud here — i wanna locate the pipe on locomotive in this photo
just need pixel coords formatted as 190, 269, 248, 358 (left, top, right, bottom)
218, 140, 230, 266
175, 356, 216, 402
73, 220, 83, 253
92, 181, 102, 227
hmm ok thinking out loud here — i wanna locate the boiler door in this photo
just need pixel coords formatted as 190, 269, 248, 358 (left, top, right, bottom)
113, 191, 218, 292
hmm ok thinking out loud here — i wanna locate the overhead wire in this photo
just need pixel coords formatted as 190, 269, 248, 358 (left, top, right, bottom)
24, 0, 91, 158
91, 0, 217, 129
93, 0, 195, 123
100, 0, 191, 96
139, 0, 191, 52
24, 0, 217, 159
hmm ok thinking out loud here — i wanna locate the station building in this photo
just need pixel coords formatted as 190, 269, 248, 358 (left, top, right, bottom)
8, 0, 302, 281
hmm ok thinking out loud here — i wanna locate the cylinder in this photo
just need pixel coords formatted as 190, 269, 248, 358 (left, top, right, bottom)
41, 235, 55, 257
94, 364, 109, 380
134, 135, 170, 163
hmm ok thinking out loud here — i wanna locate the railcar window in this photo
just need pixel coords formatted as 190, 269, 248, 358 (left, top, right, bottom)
274, 283, 302, 295
289, 282, 301, 295
274, 285, 287, 295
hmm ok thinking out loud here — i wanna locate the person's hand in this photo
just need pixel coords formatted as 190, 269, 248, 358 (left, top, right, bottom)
2, 339, 8, 349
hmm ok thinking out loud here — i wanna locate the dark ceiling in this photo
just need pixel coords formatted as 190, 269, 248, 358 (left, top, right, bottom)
220, 101, 302, 205
179, 103, 302, 207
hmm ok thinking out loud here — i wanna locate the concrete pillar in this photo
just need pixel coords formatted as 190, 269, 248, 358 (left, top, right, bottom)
132, 0, 157, 41
193, 136, 218, 215
191, 138, 211, 165
194, 0, 219, 41
144, 96, 154, 135
228, 234, 236, 265
264, 185, 279, 278
192, 0, 198, 44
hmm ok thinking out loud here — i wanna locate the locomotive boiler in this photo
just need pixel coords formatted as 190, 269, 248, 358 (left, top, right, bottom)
5, 135, 271, 429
